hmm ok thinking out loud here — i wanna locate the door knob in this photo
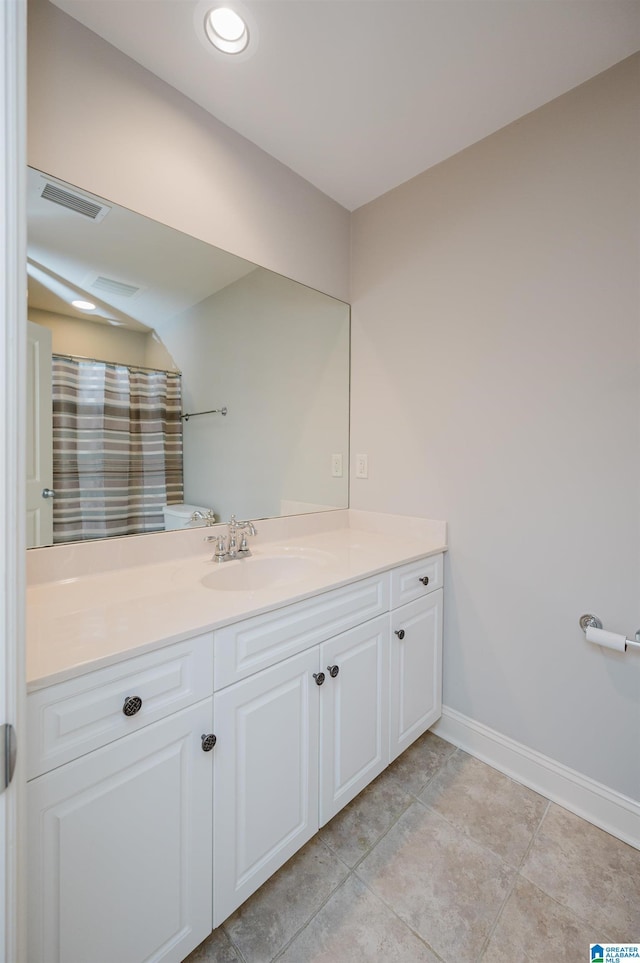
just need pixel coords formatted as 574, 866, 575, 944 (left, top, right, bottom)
42, 488, 56, 499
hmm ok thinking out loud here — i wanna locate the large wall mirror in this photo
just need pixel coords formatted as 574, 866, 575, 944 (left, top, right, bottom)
26, 167, 350, 548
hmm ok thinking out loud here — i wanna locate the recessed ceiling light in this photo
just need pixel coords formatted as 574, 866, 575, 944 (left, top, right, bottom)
204, 6, 249, 54
71, 299, 96, 311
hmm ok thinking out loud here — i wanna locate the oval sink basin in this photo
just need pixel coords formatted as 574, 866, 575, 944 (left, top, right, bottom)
200, 552, 330, 592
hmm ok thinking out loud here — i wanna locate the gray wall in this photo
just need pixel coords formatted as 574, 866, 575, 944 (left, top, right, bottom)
154, 269, 350, 521
351, 55, 640, 799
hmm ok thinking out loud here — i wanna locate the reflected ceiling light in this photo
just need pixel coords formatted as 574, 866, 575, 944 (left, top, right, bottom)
71, 299, 96, 311
204, 6, 249, 53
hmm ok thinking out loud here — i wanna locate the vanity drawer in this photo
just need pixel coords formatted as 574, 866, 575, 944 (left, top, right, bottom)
390, 554, 443, 609
27, 632, 214, 779
214, 573, 390, 689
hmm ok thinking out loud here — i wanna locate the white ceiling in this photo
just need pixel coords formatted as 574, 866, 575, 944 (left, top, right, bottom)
50, 0, 640, 211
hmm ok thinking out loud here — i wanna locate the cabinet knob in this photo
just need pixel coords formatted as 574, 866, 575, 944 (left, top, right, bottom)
201, 733, 217, 752
122, 695, 142, 716
313, 672, 326, 686
418, 576, 430, 586
394, 629, 405, 640
327, 664, 339, 678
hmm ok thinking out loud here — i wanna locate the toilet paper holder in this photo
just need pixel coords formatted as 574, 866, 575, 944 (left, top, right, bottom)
579, 614, 640, 650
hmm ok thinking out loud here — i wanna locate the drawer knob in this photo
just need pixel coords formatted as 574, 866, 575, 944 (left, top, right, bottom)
418, 576, 430, 586
313, 672, 326, 686
327, 664, 339, 678
201, 733, 217, 752
122, 695, 142, 717
394, 629, 405, 640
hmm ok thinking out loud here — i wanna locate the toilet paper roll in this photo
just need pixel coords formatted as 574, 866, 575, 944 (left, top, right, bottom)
585, 626, 627, 652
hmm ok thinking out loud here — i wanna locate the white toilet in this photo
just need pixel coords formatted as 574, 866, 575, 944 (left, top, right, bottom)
162, 503, 215, 531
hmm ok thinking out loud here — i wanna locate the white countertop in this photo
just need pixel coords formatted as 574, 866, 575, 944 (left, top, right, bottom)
27, 512, 447, 691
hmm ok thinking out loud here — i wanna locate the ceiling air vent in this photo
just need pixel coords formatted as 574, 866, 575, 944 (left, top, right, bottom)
90, 276, 143, 299
40, 181, 111, 222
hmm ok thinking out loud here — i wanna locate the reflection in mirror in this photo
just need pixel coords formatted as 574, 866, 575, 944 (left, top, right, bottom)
26, 168, 350, 548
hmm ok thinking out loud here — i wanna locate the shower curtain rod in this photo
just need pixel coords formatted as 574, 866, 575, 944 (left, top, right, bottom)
52, 352, 181, 377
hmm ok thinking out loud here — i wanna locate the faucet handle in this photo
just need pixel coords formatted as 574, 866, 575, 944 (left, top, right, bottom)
204, 533, 227, 560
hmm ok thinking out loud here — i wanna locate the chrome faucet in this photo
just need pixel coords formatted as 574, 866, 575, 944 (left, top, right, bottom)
206, 514, 257, 562
227, 514, 257, 558
190, 509, 216, 526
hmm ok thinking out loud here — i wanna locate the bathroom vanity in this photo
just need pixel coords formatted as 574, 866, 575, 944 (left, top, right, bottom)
26, 511, 446, 963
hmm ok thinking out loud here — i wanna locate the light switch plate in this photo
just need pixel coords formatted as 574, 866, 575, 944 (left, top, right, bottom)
355, 454, 368, 479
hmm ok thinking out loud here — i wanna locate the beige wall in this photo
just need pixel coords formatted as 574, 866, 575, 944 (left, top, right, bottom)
27, 0, 350, 302
351, 55, 640, 799
27, 308, 176, 370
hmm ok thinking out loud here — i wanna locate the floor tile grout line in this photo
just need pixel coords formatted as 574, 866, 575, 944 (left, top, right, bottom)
268, 743, 459, 962
515, 803, 626, 942
270, 794, 433, 959
475, 863, 519, 961
221, 836, 351, 963
215, 738, 470, 963
414, 790, 542, 878
515, 871, 614, 944
319, 740, 458, 873
321, 793, 417, 873
348, 788, 536, 963
351, 866, 449, 963
446, 790, 554, 959
221, 921, 252, 963
517, 796, 551, 871
218, 755, 452, 963
382, 743, 459, 807
270, 868, 357, 962
193, 736, 639, 962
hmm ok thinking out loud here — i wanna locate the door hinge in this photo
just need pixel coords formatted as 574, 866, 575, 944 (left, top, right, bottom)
0, 724, 17, 793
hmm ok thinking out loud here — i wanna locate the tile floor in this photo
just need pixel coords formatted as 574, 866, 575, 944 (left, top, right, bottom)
185, 733, 640, 963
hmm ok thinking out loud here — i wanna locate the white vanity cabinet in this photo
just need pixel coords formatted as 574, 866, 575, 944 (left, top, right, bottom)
212, 558, 442, 927
27, 550, 444, 961
211, 574, 391, 926
212, 611, 391, 926
27, 634, 215, 963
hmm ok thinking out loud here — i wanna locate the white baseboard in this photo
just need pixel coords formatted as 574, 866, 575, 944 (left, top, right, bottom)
432, 706, 640, 850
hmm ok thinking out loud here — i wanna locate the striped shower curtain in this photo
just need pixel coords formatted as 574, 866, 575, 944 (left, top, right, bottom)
52, 357, 183, 542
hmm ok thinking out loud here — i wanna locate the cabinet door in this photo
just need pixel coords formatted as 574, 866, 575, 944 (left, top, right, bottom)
389, 589, 443, 762
319, 616, 389, 826
28, 699, 214, 963
213, 648, 319, 928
